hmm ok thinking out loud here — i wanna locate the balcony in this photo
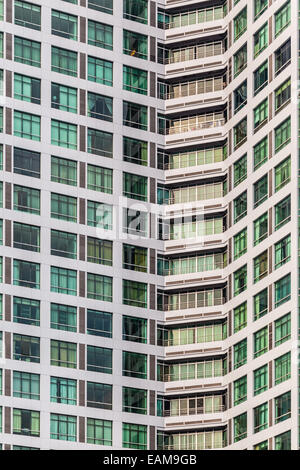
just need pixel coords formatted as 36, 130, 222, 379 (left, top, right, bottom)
158, 112, 226, 138
158, 288, 226, 311
159, 41, 225, 65
160, 76, 226, 101
159, 182, 226, 206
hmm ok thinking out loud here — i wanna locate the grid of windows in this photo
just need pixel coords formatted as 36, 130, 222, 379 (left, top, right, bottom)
0, 0, 296, 452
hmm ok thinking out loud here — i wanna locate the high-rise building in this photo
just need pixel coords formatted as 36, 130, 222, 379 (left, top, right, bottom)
0, 0, 297, 451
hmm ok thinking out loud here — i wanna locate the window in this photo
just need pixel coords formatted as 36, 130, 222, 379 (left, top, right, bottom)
274, 352, 291, 385
51, 340, 77, 368
14, 36, 41, 67
252, 432, 269, 448
254, 364, 268, 395
88, 20, 113, 50
87, 128, 113, 158
50, 414, 76, 441
275, 196, 291, 230
15, 0, 41, 30
123, 30, 148, 60
253, 136, 268, 170
13, 222, 40, 252
87, 418, 112, 446
275, 391, 291, 423
123, 351, 147, 379
123, 208, 148, 237
253, 251, 268, 283
123, 65, 147, 95
87, 345, 112, 374
10, 197, 27, 228
275, 235, 291, 269
88, 56, 113, 86
253, 23, 268, 58
13, 371, 40, 400
275, 40, 291, 76
234, 413, 247, 442
51, 193, 77, 223
87, 92, 113, 122
50, 377, 77, 405
124, 0, 148, 24
87, 309, 112, 337
234, 118, 247, 149
275, 1, 290, 37
254, 60, 268, 95
275, 117, 291, 153
253, 99, 268, 130
123, 244, 147, 272
87, 382, 112, 409
51, 83, 77, 114
51, 303, 77, 332
51, 267, 77, 296
275, 157, 290, 191
234, 302, 247, 333
123, 172, 148, 201
253, 288, 268, 320
14, 73, 40, 105
87, 201, 113, 230
13, 334, 40, 363
51, 120, 77, 149
13, 260, 40, 289
234, 265, 247, 296
52, 10, 78, 40
87, 273, 113, 302
254, 0, 267, 20
254, 326, 268, 358
234, 191, 247, 223
234, 228, 247, 259
123, 136, 147, 166
123, 387, 147, 414
14, 111, 40, 141
234, 154, 247, 186
275, 313, 291, 346
87, 164, 112, 194
123, 279, 147, 308
234, 7, 247, 40
13, 409, 40, 437
13, 297, 40, 326
123, 101, 147, 130
123, 315, 147, 343
123, 423, 147, 450
254, 402, 268, 433
275, 431, 291, 450
275, 273, 291, 307
275, 79, 291, 112
52, 46, 77, 76
254, 212, 268, 246
14, 147, 40, 178
88, 0, 112, 13
51, 156, 77, 186
234, 339, 247, 369
234, 375, 247, 406
87, 237, 113, 266
51, 230, 77, 260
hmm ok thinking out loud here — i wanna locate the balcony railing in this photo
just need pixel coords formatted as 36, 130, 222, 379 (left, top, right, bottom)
159, 41, 224, 65
165, 182, 225, 205
159, 289, 225, 311
159, 114, 226, 135
163, 6, 225, 29
157, 147, 226, 170
160, 76, 226, 100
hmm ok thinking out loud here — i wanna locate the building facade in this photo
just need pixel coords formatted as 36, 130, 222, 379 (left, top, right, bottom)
0, 0, 297, 450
